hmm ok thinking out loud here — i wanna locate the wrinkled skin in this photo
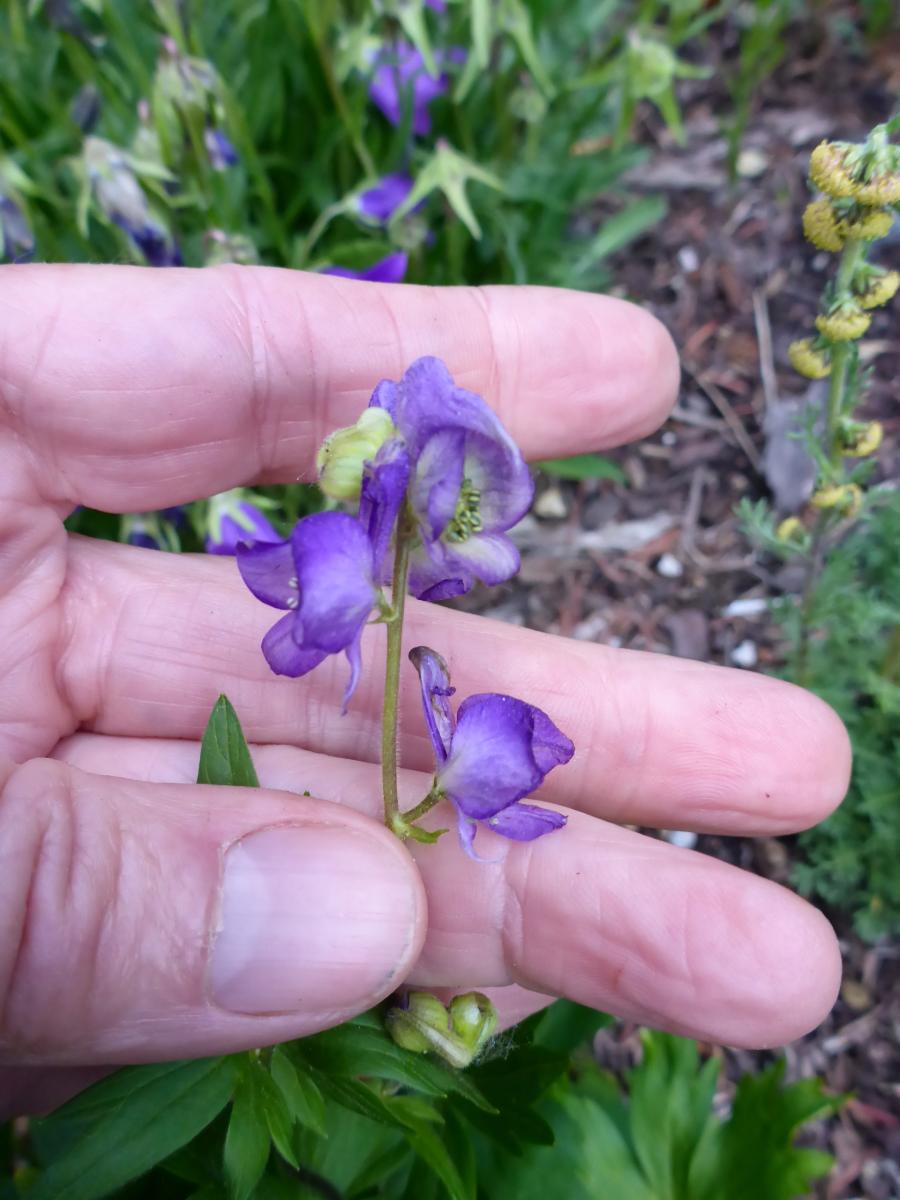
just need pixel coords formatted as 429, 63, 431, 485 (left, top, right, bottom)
0, 265, 849, 1117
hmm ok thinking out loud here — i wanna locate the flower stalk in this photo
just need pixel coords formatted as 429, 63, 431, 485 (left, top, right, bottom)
382, 505, 414, 836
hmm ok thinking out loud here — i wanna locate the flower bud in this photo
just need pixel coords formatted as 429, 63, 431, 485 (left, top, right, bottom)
449, 992, 497, 1056
788, 338, 831, 379
810, 482, 862, 518
801, 199, 844, 252
840, 420, 882, 458
385, 992, 449, 1056
316, 407, 396, 501
385, 990, 499, 1068
808, 141, 858, 200
815, 305, 871, 342
838, 208, 893, 242
858, 270, 899, 309
776, 516, 803, 543
853, 173, 900, 207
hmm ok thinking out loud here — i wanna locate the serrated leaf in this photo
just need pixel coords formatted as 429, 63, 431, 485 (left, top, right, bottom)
270, 1048, 327, 1137
311, 1073, 404, 1128
223, 1068, 270, 1200
197, 695, 260, 788
537, 454, 627, 484
30, 1059, 235, 1200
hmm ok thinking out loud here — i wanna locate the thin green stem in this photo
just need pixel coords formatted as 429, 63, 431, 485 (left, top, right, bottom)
401, 786, 444, 827
382, 509, 413, 834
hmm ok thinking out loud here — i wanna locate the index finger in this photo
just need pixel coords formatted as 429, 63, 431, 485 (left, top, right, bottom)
1, 264, 678, 510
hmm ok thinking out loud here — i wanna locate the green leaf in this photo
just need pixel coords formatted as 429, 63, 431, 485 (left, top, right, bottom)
30, 1059, 236, 1200
197, 695, 260, 788
533, 1000, 613, 1054
573, 196, 667, 271
223, 1068, 271, 1200
270, 1048, 327, 1137
537, 454, 627, 484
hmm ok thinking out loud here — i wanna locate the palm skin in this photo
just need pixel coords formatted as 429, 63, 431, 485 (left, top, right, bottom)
0, 265, 849, 1117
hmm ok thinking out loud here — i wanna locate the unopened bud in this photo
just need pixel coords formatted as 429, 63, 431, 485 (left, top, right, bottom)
385, 990, 498, 1068
858, 269, 899, 309
810, 482, 863, 518
853, 173, 900, 207
449, 992, 497, 1055
840, 420, 882, 458
316, 407, 396, 501
788, 338, 831, 379
776, 516, 803, 542
815, 305, 871, 342
838, 208, 893, 242
802, 199, 844, 253
808, 141, 858, 200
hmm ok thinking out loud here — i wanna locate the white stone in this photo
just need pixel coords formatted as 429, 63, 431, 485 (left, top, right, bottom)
731, 639, 758, 669
656, 552, 684, 579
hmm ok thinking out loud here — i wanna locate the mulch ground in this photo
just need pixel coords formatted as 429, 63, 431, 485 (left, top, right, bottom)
458, 14, 900, 1196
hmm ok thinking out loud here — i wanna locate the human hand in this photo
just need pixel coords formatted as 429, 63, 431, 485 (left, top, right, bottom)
0, 265, 849, 1117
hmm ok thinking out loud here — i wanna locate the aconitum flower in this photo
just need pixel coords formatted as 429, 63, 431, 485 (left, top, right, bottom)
237, 441, 409, 708
0, 193, 34, 261
369, 42, 465, 136
411, 647, 572, 856
356, 173, 413, 224
84, 136, 181, 267
323, 251, 408, 283
369, 357, 533, 600
204, 127, 238, 171
206, 490, 280, 555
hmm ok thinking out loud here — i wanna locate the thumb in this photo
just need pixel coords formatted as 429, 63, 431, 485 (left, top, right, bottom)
0, 758, 425, 1066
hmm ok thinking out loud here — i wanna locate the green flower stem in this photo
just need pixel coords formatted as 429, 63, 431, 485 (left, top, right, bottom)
382, 507, 414, 835
401, 786, 444, 827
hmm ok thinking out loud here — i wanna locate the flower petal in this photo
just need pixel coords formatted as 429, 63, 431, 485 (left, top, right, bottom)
438, 694, 545, 818
409, 646, 455, 763
342, 632, 364, 714
357, 173, 413, 224
463, 430, 534, 531
322, 251, 408, 283
439, 531, 520, 587
261, 612, 328, 677
359, 438, 410, 573
408, 548, 471, 601
236, 539, 297, 609
454, 806, 501, 863
485, 802, 567, 841
529, 707, 576, 774
411, 428, 465, 542
292, 512, 376, 653
208, 503, 281, 555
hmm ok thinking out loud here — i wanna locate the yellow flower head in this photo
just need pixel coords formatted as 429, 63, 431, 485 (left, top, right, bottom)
858, 269, 900, 309
810, 482, 863, 518
838, 208, 893, 242
815, 306, 871, 342
776, 516, 803, 542
853, 173, 900, 207
808, 141, 858, 200
802, 198, 844, 252
788, 338, 831, 379
841, 421, 883, 458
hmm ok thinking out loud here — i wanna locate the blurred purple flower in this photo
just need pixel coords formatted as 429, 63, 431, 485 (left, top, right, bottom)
204, 127, 238, 171
323, 251, 408, 283
85, 136, 181, 267
0, 194, 34, 261
410, 647, 571, 857
369, 41, 465, 136
369, 357, 533, 600
206, 493, 280, 555
356, 173, 413, 224
237, 442, 409, 709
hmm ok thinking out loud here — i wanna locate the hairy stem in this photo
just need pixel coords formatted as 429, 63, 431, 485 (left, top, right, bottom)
382, 509, 413, 834
401, 785, 444, 827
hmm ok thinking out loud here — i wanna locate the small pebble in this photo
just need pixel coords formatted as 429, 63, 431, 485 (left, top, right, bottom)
664, 830, 698, 849
534, 486, 568, 519
656, 552, 684, 579
730, 639, 758, 668
724, 597, 768, 618
678, 245, 699, 272
736, 146, 767, 178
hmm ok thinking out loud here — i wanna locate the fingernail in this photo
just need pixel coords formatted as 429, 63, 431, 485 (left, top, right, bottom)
209, 825, 417, 1014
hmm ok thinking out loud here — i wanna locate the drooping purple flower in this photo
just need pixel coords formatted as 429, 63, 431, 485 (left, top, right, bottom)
368, 41, 465, 136
84, 136, 181, 267
410, 647, 572, 857
322, 251, 408, 284
369, 357, 533, 600
356, 173, 413, 224
237, 442, 409, 709
206, 490, 280, 555
204, 126, 238, 171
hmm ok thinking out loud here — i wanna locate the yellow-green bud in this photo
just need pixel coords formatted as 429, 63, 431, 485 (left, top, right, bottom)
384, 990, 498, 1068
801, 199, 844, 253
385, 992, 450, 1055
810, 482, 862, 518
808, 141, 858, 200
815, 306, 871, 342
776, 516, 803, 542
449, 992, 497, 1056
838, 208, 893, 241
853, 173, 900, 207
858, 270, 899, 309
841, 420, 882, 458
788, 338, 831, 380
316, 407, 396, 501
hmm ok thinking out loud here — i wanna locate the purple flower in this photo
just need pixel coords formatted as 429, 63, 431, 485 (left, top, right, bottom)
356, 173, 413, 224
368, 41, 465, 136
206, 491, 280, 555
0, 194, 34, 261
369, 357, 533, 600
411, 647, 571, 857
204, 126, 239, 171
237, 442, 410, 709
322, 251, 408, 284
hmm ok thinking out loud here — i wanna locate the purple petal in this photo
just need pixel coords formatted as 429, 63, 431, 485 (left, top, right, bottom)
438, 531, 521, 587
261, 612, 328, 677
369, 378, 399, 418
416, 576, 469, 602
342, 632, 364, 714
292, 512, 376, 653
236, 539, 297, 609
407, 548, 471, 601
208, 503, 281, 555
485, 802, 567, 841
455, 807, 501, 863
529, 708, 575, 774
438, 694, 545, 819
204, 126, 239, 171
369, 42, 446, 136
358, 438, 410, 573
357, 173, 413, 224
411, 428, 466, 541
322, 251, 408, 283
409, 646, 455, 763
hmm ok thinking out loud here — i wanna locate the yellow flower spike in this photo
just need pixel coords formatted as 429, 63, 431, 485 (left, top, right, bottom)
810, 482, 863, 518
802, 198, 844, 252
808, 141, 858, 200
788, 338, 831, 379
858, 270, 900, 309
815, 307, 871, 342
776, 516, 803, 542
838, 208, 893, 242
842, 421, 883, 458
853, 173, 900, 207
